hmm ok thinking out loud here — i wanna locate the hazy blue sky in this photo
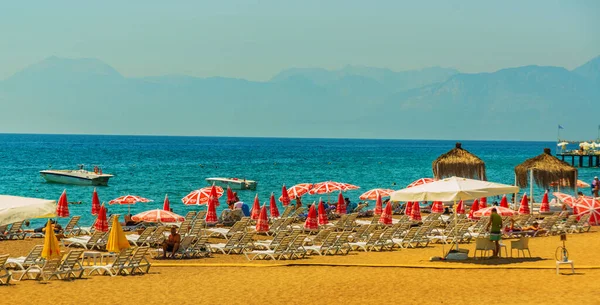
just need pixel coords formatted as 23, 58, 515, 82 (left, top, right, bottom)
1, 0, 599, 80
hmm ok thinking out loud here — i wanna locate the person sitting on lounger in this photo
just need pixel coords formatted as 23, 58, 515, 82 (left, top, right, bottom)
354, 202, 373, 217
162, 226, 181, 258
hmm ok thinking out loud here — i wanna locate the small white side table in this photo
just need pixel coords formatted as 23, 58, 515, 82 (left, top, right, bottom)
556, 260, 575, 275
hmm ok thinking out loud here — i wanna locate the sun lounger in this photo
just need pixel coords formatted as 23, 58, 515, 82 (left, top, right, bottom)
7, 245, 43, 270
87, 248, 134, 276
5, 221, 27, 240
62, 216, 82, 236
210, 232, 244, 254
146, 226, 166, 247
128, 247, 151, 274
63, 231, 107, 250
243, 236, 294, 261
255, 230, 289, 250
304, 232, 339, 255
14, 257, 63, 281
0, 255, 12, 285
207, 219, 248, 239
59, 249, 85, 279
127, 227, 155, 246
189, 235, 211, 258
184, 211, 196, 221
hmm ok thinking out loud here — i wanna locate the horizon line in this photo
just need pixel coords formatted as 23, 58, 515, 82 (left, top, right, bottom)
0, 132, 559, 143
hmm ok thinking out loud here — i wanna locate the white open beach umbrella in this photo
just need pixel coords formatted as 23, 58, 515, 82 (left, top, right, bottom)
0, 195, 57, 226
390, 176, 519, 202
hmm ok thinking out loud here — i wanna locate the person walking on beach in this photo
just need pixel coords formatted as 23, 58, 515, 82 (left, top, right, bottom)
162, 226, 181, 259
592, 176, 599, 197
485, 208, 503, 258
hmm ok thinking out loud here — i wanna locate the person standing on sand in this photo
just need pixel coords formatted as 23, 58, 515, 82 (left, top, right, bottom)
485, 208, 503, 258
592, 176, 599, 197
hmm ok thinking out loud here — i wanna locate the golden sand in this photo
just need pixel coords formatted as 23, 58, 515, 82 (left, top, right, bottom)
1, 229, 599, 304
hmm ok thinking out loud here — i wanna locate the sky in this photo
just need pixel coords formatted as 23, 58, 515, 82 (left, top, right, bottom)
1, 0, 599, 81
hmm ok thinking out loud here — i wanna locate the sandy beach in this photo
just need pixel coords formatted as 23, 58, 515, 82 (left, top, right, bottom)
1, 227, 599, 305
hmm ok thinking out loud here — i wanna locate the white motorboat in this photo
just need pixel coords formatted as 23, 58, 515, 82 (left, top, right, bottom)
40, 166, 113, 186
205, 177, 257, 190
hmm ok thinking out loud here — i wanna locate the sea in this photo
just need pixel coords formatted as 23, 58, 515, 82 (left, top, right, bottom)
1, 134, 597, 227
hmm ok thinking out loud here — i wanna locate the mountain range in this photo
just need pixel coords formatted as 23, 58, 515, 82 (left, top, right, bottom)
1, 55, 599, 140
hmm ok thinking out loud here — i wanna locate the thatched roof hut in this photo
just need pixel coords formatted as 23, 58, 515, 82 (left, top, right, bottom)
514, 148, 578, 189
432, 143, 487, 180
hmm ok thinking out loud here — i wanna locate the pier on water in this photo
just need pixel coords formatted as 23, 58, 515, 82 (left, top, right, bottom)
557, 153, 600, 167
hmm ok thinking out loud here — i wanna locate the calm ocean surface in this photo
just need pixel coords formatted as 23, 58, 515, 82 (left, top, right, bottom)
0, 134, 596, 227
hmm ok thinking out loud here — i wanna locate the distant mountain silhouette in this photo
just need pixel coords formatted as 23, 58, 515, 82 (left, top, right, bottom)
0, 56, 598, 140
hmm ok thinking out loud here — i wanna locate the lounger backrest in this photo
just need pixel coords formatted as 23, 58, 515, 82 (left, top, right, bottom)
113, 248, 134, 267
42, 257, 62, 272
225, 232, 244, 248
271, 231, 289, 244
280, 206, 293, 218
273, 236, 293, 254
179, 236, 195, 251
0, 225, 7, 234
0, 254, 8, 267
178, 220, 191, 234
129, 247, 149, 265
336, 231, 351, 244
8, 221, 23, 233
61, 249, 84, 271
184, 211, 197, 221
64, 216, 81, 230
196, 211, 207, 220
321, 233, 339, 247
87, 231, 105, 245
137, 227, 155, 241
24, 245, 44, 265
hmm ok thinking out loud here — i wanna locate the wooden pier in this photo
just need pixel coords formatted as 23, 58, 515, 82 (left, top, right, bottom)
558, 153, 600, 167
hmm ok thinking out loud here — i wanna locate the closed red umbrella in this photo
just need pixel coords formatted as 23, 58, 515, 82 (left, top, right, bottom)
574, 196, 600, 225
281, 184, 291, 206
359, 188, 394, 200
407, 178, 435, 188
473, 206, 518, 217
182, 186, 224, 205
91, 188, 101, 215
479, 197, 487, 208
405, 201, 413, 217
226, 186, 234, 204
410, 201, 422, 221
519, 193, 530, 215
163, 194, 171, 211
304, 204, 318, 231
205, 194, 218, 225
456, 200, 465, 214
209, 184, 221, 208
269, 193, 280, 218
318, 200, 328, 226
379, 201, 393, 225
468, 199, 480, 220
499, 195, 509, 208
56, 190, 69, 218
336, 192, 346, 215
540, 191, 550, 213
95, 204, 109, 232
431, 201, 444, 214
132, 209, 184, 223
255, 205, 269, 233
250, 194, 261, 220
374, 193, 383, 215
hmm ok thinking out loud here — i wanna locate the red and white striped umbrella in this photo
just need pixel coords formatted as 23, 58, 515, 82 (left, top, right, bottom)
205, 194, 218, 225
279, 183, 313, 201
404, 201, 413, 217
456, 200, 465, 214
539, 191, 550, 213
182, 186, 224, 205
318, 200, 328, 226
499, 195, 509, 208
374, 193, 383, 215
479, 197, 487, 208
468, 199, 480, 220
519, 193, 530, 215
336, 192, 346, 215
379, 201, 393, 226
338, 183, 360, 191
269, 193, 280, 218
255, 205, 269, 233
250, 194, 260, 220
574, 197, 600, 225
359, 188, 394, 200
132, 209, 184, 223
109, 195, 152, 205
91, 188, 101, 215
553, 192, 576, 207
95, 204, 109, 232
407, 178, 435, 188
473, 206, 518, 218
410, 201, 422, 221
304, 204, 318, 231
309, 181, 345, 195
431, 201, 444, 214
56, 190, 69, 218
280, 184, 291, 206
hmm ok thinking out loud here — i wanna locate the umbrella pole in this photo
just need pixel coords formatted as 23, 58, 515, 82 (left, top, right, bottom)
530, 169, 534, 213
454, 199, 458, 251
514, 174, 518, 211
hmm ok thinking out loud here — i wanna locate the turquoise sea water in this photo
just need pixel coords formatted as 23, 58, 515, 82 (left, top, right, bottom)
0, 134, 597, 227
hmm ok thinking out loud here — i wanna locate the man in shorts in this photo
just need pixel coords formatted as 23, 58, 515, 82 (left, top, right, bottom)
162, 226, 181, 258
486, 208, 503, 258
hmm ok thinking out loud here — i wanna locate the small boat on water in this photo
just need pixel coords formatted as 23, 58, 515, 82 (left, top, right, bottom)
40, 165, 113, 186
205, 177, 257, 190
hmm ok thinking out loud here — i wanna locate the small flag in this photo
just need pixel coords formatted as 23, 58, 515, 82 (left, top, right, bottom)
558, 125, 564, 129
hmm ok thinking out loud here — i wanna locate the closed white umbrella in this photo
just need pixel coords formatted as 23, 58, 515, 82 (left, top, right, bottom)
0, 195, 57, 226
390, 176, 519, 202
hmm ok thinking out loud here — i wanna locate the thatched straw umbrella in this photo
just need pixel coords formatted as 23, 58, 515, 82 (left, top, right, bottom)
432, 143, 486, 180
514, 148, 578, 190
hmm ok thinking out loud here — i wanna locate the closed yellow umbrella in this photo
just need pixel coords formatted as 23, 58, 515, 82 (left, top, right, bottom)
41, 220, 61, 259
106, 215, 130, 253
